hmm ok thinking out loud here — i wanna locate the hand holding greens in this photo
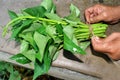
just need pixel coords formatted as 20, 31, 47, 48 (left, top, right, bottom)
2, 0, 108, 79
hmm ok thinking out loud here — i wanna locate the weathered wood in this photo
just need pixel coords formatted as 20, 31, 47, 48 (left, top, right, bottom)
0, 51, 99, 80
0, 0, 120, 80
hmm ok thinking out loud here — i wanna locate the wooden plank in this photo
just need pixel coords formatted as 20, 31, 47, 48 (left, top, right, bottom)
1, 0, 120, 80
0, 51, 99, 80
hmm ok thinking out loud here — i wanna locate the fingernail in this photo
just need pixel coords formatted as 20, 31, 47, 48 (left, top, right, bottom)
95, 36, 99, 40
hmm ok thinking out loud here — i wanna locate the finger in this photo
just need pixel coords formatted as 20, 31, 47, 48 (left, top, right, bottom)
85, 10, 91, 22
104, 32, 120, 42
108, 20, 119, 24
85, 8, 94, 23
91, 36, 109, 53
89, 13, 105, 23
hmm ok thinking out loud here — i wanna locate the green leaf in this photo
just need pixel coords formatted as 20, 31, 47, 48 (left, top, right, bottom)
46, 25, 56, 39
49, 44, 60, 60
20, 40, 29, 53
11, 19, 33, 39
33, 39, 52, 80
11, 20, 22, 29
70, 4, 80, 17
21, 11, 32, 16
9, 71, 21, 80
50, 4, 56, 13
64, 33, 86, 54
41, 0, 55, 13
52, 51, 60, 61
10, 54, 31, 64
22, 49, 36, 62
22, 23, 41, 33
0, 62, 6, 71
56, 24, 63, 35
19, 32, 38, 51
65, 4, 80, 23
45, 13, 61, 21
0, 62, 14, 74
33, 58, 51, 80
5, 63, 14, 73
79, 41, 90, 50
54, 24, 63, 43
20, 39, 35, 62
23, 6, 46, 17
34, 31, 49, 62
63, 26, 86, 54
8, 10, 18, 20
36, 24, 47, 35
2, 18, 22, 37
33, 60, 45, 80
63, 25, 78, 45
43, 46, 51, 72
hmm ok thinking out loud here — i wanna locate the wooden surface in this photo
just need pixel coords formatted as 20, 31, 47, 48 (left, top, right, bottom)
0, 0, 120, 80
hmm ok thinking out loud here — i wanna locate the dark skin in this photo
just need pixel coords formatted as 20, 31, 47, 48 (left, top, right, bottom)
85, 4, 120, 60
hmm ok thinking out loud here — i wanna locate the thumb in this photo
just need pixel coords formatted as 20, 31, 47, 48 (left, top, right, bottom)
91, 36, 108, 52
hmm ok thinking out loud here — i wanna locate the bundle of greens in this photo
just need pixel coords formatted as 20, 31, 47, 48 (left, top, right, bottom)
2, 0, 108, 79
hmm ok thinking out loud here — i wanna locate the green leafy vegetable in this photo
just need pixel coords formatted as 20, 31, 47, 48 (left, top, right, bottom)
20, 40, 29, 53
34, 31, 49, 62
23, 6, 46, 17
19, 32, 38, 51
8, 10, 18, 20
33, 38, 52, 80
0, 61, 21, 80
64, 33, 86, 54
10, 54, 31, 64
11, 19, 33, 39
2, 0, 108, 79
41, 0, 56, 13
65, 4, 80, 22
9, 71, 21, 80
45, 13, 62, 21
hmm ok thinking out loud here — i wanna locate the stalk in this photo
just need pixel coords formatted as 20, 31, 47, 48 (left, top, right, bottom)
3, 16, 107, 41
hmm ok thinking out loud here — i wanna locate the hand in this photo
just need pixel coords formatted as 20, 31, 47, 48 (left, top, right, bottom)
85, 4, 120, 24
91, 32, 120, 60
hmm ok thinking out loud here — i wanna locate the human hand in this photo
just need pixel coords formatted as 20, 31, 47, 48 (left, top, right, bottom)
85, 4, 120, 24
91, 32, 120, 60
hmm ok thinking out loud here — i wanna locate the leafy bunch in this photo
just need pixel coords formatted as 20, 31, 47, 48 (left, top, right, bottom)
0, 61, 21, 80
2, 0, 108, 79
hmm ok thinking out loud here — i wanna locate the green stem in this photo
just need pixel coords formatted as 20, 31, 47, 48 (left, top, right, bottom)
2, 16, 68, 37
74, 29, 89, 33
3, 15, 107, 41
93, 28, 107, 31
2, 16, 35, 37
38, 17, 67, 25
